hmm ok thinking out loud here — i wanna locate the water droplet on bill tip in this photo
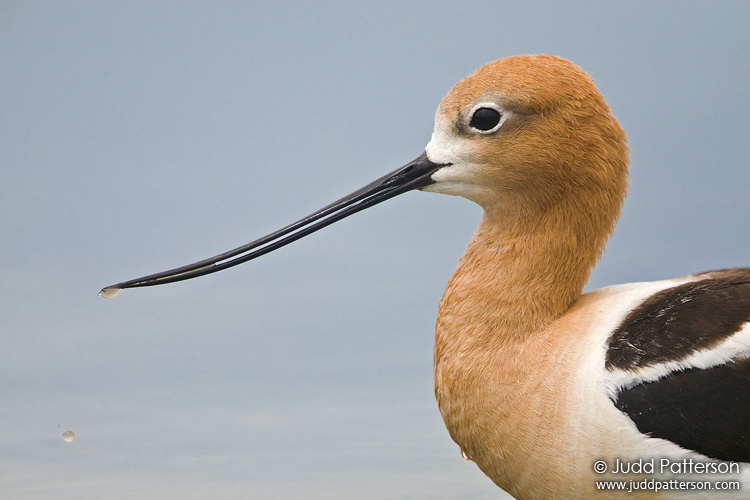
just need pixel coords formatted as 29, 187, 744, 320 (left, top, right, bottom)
99, 287, 121, 299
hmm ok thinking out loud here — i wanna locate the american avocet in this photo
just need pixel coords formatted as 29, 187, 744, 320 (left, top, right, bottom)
101, 55, 749, 498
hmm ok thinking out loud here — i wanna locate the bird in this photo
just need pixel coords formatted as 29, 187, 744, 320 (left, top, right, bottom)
101, 55, 750, 498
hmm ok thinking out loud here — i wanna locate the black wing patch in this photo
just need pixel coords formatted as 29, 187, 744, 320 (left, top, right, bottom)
605, 268, 750, 462
606, 269, 750, 371
613, 359, 750, 462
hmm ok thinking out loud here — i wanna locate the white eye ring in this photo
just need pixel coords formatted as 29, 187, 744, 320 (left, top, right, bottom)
467, 102, 508, 134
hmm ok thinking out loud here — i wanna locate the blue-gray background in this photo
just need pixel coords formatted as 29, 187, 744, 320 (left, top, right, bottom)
2, 2, 749, 499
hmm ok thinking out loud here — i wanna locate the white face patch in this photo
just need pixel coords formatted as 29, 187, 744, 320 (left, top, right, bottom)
421, 165, 490, 201
424, 113, 466, 165
422, 111, 496, 203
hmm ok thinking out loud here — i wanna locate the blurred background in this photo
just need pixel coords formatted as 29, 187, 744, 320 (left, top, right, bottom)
2, 2, 749, 499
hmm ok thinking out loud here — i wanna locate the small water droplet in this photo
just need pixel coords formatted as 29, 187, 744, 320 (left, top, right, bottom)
99, 287, 122, 299
461, 448, 472, 461
61, 430, 76, 443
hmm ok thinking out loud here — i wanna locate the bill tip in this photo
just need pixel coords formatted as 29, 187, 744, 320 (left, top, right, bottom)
99, 287, 122, 299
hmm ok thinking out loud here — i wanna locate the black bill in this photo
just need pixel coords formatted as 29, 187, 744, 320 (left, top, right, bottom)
99, 151, 446, 298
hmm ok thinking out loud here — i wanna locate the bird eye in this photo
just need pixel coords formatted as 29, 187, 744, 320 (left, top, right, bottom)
469, 107, 502, 133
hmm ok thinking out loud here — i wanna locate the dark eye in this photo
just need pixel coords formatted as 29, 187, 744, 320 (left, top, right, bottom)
469, 107, 502, 132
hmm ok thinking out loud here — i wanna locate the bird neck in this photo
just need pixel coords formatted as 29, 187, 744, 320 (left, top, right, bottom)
435, 192, 614, 353
432, 198, 616, 492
